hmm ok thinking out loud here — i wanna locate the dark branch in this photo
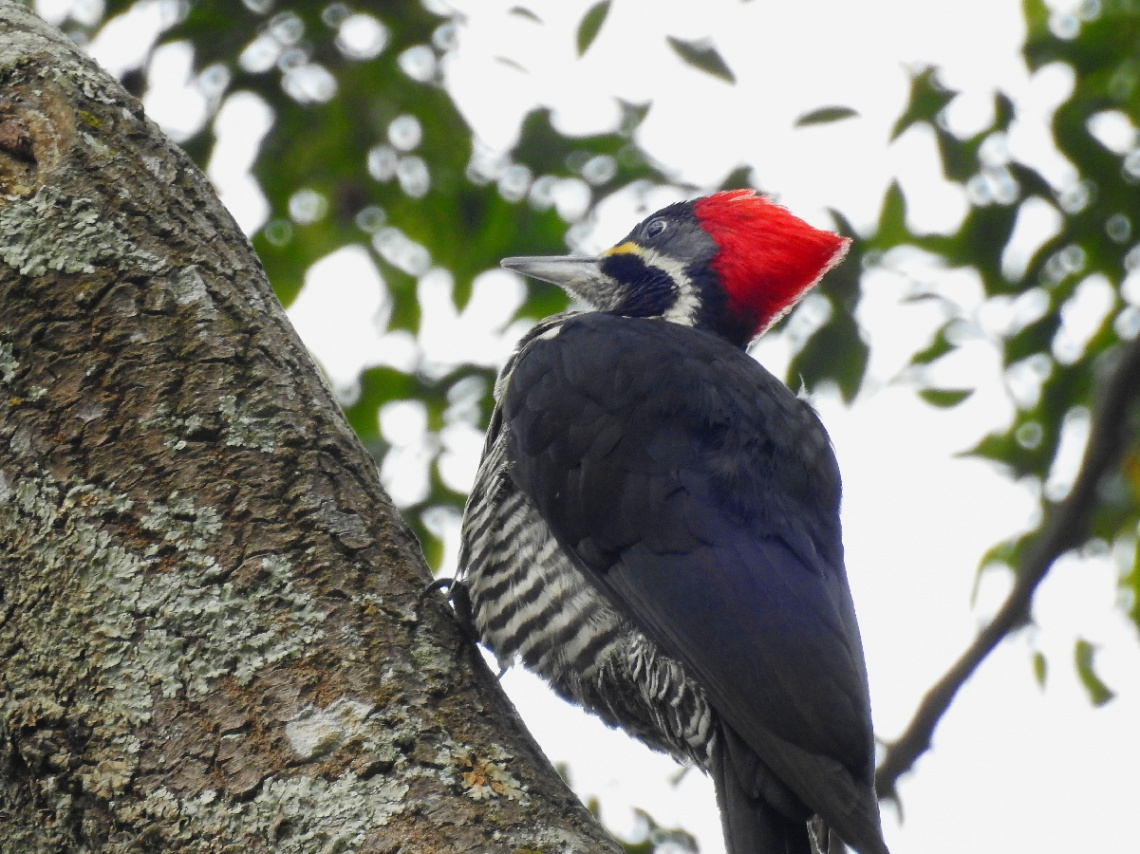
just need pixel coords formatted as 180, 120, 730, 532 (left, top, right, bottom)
875, 333, 1140, 801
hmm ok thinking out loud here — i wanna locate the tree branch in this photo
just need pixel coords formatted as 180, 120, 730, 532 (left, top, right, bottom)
875, 333, 1140, 801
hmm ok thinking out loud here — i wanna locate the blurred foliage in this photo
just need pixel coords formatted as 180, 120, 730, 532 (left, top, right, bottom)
576, 0, 610, 56
62, 0, 1140, 715
864, 0, 1140, 692
665, 35, 736, 84
793, 105, 860, 128
577, 768, 697, 854
620, 808, 699, 854
1074, 638, 1115, 706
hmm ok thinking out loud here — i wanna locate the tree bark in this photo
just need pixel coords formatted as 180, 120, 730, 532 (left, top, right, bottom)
0, 4, 618, 852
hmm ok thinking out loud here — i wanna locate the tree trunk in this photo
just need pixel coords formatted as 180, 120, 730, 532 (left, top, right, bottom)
0, 4, 618, 851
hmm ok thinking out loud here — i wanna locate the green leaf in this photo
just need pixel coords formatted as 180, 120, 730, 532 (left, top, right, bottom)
890, 67, 956, 141
577, 1, 611, 56
1032, 651, 1048, 687
1074, 639, 1115, 707
1003, 317, 1060, 365
976, 534, 1027, 573
932, 123, 984, 184
1126, 538, 1140, 633
495, 56, 529, 72
718, 165, 754, 191
965, 425, 1048, 478
910, 325, 955, 366
509, 6, 543, 23
994, 91, 1016, 130
794, 106, 859, 127
1006, 162, 1056, 202
666, 36, 736, 83
788, 307, 868, 403
873, 182, 909, 245
918, 388, 975, 408
623, 808, 700, 854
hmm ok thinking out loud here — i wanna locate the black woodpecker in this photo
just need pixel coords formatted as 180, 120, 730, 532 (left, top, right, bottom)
458, 189, 889, 854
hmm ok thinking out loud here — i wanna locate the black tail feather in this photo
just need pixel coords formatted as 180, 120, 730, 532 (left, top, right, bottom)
713, 728, 812, 854
808, 817, 848, 854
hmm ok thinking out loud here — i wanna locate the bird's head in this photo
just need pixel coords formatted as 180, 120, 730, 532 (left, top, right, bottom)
502, 189, 850, 348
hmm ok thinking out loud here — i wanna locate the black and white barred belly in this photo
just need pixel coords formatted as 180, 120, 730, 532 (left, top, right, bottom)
458, 318, 717, 769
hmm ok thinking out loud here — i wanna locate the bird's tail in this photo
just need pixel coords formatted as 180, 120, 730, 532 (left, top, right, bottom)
712, 726, 813, 854
808, 817, 849, 854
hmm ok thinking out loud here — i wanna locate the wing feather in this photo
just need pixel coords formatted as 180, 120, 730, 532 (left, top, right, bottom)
503, 313, 880, 838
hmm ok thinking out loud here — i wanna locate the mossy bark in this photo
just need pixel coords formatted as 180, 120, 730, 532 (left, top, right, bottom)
0, 3, 618, 852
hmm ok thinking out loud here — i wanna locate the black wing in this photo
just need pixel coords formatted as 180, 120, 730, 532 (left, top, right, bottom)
503, 313, 882, 846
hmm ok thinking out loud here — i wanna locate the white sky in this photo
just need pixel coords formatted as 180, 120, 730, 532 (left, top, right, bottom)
61, 0, 1140, 851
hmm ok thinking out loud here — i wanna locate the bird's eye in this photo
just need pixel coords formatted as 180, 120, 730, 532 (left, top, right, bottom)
644, 218, 668, 238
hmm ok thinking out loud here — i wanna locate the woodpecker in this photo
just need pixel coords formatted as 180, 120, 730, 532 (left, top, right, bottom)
459, 189, 889, 854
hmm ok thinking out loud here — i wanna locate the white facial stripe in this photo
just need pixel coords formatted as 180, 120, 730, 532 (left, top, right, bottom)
637, 246, 701, 327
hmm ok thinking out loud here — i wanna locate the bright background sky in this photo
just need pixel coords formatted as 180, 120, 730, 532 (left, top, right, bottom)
55, 0, 1140, 851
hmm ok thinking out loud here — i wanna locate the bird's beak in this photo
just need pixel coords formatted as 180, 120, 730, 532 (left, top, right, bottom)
501, 255, 611, 309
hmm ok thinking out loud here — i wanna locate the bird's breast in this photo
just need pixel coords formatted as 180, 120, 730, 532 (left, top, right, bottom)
458, 320, 720, 768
